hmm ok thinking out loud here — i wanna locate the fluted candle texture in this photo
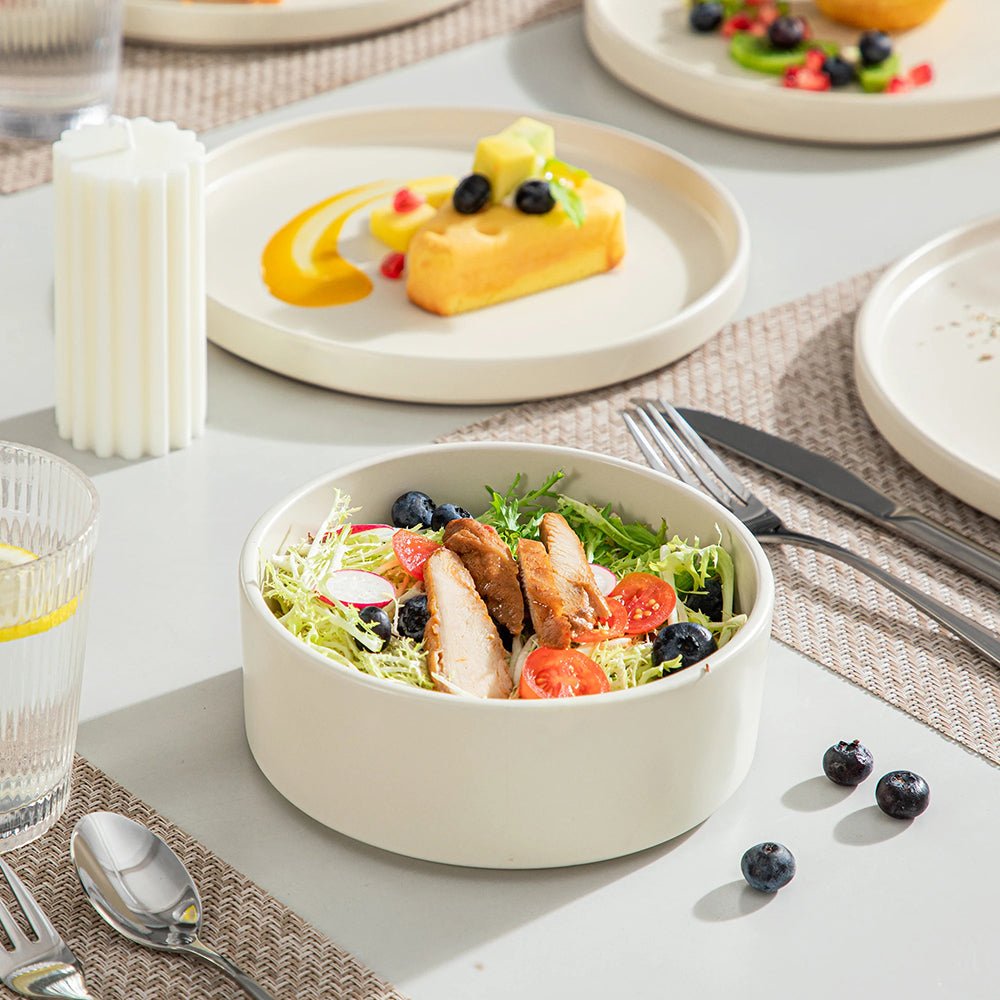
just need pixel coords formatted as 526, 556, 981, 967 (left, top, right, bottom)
53, 118, 206, 459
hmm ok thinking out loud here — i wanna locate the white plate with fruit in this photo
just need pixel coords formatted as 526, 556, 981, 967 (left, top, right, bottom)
205, 106, 748, 405
124, 0, 466, 48
585, 0, 1000, 145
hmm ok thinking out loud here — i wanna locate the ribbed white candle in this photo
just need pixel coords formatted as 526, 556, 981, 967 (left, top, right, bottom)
53, 118, 206, 460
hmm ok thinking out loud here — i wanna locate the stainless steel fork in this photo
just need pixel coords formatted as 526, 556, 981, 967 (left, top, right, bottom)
625, 400, 1000, 669
0, 857, 94, 1000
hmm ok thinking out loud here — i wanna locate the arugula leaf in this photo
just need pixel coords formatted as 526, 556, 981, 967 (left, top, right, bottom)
556, 495, 667, 566
479, 470, 566, 553
549, 181, 585, 228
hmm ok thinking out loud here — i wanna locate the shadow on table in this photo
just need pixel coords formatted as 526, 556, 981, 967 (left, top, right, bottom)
781, 775, 854, 812
0, 408, 146, 476
79, 669, 698, 983
834, 806, 910, 846
693, 879, 775, 922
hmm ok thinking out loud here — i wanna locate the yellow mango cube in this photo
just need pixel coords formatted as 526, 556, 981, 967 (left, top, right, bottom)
370, 201, 438, 254
472, 134, 539, 202
501, 117, 555, 160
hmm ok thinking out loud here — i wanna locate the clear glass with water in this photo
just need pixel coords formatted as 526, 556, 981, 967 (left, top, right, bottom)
0, 0, 123, 140
0, 442, 98, 851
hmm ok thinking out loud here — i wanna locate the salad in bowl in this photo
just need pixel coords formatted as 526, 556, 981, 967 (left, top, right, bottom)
239, 442, 773, 867
261, 470, 747, 701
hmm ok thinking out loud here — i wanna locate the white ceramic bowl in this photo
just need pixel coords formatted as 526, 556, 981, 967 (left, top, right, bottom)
239, 443, 775, 868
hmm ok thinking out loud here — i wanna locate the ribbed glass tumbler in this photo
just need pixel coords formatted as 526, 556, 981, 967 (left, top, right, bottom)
0, 443, 98, 852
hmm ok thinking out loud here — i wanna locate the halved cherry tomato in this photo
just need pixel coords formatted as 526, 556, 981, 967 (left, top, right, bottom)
572, 597, 628, 644
519, 647, 610, 699
391, 529, 441, 581
609, 572, 676, 635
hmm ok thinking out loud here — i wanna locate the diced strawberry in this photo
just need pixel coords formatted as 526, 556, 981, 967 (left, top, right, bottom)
756, 4, 780, 26
722, 14, 753, 37
907, 62, 934, 87
784, 65, 830, 91
380, 252, 406, 279
804, 48, 826, 72
748, 20, 767, 36
392, 187, 425, 213
885, 75, 913, 94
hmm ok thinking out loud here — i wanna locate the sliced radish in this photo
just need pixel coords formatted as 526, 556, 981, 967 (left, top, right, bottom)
316, 569, 395, 609
589, 563, 617, 596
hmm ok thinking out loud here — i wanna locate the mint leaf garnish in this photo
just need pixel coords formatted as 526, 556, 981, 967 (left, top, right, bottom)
549, 181, 585, 228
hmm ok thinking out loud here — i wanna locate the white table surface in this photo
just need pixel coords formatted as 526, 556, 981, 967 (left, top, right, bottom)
3, 11, 1000, 997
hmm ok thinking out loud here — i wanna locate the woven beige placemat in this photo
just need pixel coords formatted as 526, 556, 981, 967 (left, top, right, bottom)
0, 0, 579, 195
440, 269, 1000, 765
9, 755, 407, 999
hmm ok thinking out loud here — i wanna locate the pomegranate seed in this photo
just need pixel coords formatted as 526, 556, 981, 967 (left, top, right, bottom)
804, 48, 826, 72
380, 252, 406, 279
784, 66, 830, 91
885, 76, 913, 94
722, 13, 752, 37
392, 188, 425, 213
907, 62, 934, 86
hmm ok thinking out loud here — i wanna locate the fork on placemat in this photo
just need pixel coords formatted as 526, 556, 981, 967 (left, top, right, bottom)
0, 857, 94, 1000
624, 400, 1000, 669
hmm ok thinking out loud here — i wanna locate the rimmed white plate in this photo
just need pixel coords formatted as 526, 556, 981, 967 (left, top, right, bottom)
125, 0, 464, 48
205, 106, 748, 405
855, 215, 1000, 520
585, 0, 1000, 145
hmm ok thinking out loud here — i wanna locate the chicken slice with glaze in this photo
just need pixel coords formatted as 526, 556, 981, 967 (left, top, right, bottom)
517, 538, 573, 649
443, 518, 525, 636
539, 512, 611, 630
423, 548, 513, 699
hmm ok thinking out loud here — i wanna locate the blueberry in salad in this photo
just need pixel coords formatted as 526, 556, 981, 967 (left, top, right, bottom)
875, 770, 930, 819
514, 180, 556, 216
355, 606, 392, 652
822, 739, 874, 786
767, 15, 806, 51
859, 30, 893, 67
262, 470, 747, 700
430, 503, 472, 531
391, 490, 436, 529
741, 842, 796, 893
652, 622, 714, 670
397, 594, 430, 641
452, 173, 492, 215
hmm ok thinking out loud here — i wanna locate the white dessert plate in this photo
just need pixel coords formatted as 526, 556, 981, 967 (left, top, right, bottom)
584, 0, 1000, 145
205, 106, 748, 405
125, 0, 465, 48
855, 215, 1000, 520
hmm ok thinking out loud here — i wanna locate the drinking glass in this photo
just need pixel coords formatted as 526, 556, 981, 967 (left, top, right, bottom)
0, 442, 99, 851
0, 0, 124, 141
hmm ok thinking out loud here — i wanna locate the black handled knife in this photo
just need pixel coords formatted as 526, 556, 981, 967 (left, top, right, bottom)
677, 408, 1000, 590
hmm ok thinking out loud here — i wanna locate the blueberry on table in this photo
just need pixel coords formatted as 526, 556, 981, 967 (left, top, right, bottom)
741, 843, 796, 893
858, 30, 893, 67
822, 55, 856, 87
515, 180, 556, 215
689, 1, 724, 32
430, 503, 472, 531
652, 621, 714, 669
355, 606, 392, 652
397, 595, 430, 641
453, 174, 492, 214
391, 491, 436, 529
767, 15, 806, 51
822, 739, 874, 786
681, 577, 723, 621
875, 770, 930, 819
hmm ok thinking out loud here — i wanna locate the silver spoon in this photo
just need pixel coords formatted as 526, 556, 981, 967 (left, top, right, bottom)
70, 812, 276, 1000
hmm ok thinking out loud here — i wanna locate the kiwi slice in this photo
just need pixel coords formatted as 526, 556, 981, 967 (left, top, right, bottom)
858, 54, 901, 92
729, 32, 838, 75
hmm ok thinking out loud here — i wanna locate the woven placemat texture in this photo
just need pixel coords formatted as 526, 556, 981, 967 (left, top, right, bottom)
0, 0, 579, 195
440, 269, 1000, 764
8, 755, 408, 1000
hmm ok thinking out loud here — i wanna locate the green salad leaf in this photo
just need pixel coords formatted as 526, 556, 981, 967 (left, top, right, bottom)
479, 470, 566, 553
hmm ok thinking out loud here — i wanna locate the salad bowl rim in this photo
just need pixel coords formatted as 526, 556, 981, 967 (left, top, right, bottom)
239, 440, 775, 710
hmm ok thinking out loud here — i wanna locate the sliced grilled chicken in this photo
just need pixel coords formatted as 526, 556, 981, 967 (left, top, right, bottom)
443, 518, 525, 636
423, 548, 513, 699
517, 538, 573, 649
539, 512, 612, 629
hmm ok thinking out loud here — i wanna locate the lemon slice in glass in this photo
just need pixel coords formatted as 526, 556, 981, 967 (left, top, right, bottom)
0, 543, 79, 642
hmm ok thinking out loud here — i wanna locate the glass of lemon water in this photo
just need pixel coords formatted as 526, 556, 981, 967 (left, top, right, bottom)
1, 442, 98, 851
